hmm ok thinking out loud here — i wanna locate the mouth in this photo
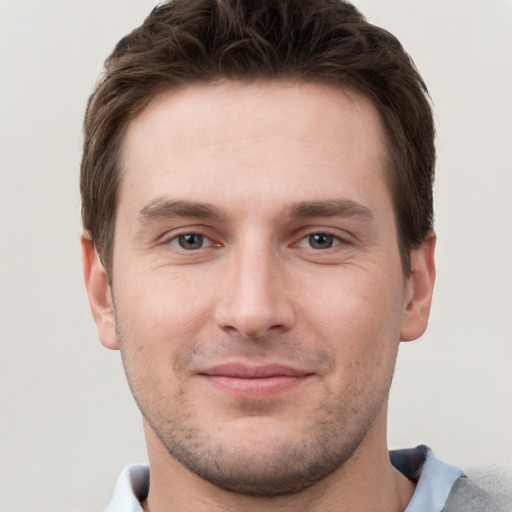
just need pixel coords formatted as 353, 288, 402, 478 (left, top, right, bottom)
198, 364, 313, 399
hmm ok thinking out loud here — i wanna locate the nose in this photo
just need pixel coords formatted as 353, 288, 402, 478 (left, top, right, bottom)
214, 244, 296, 339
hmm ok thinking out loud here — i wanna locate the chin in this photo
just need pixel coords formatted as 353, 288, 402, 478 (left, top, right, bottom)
147, 401, 377, 498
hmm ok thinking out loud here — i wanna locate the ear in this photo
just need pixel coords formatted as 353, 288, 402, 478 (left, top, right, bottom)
81, 233, 119, 350
400, 231, 436, 342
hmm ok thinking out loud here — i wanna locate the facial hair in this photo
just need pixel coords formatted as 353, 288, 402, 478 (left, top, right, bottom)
117, 326, 396, 498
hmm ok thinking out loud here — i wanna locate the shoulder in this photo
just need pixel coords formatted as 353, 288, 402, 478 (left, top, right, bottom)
443, 475, 507, 512
104, 464, 149, 512
390, 445, 507, 512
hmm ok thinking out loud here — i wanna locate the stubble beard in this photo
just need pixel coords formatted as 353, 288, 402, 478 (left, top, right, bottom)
144, 393, 384, 498
115, 317, 396, 498
122, 360, 392, 498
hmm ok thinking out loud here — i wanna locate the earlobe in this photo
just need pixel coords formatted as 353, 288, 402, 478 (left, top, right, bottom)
400, 231, 436, 342
81, 233, 119, 350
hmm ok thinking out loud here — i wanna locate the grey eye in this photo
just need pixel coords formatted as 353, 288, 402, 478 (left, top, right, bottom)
177, 234, 204, 250
308, 233, 334, 249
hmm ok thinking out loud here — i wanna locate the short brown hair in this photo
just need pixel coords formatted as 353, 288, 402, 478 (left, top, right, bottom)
81, 0, 435, 277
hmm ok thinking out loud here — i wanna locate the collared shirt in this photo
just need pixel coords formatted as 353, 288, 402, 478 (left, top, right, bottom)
104, 446, 479, 512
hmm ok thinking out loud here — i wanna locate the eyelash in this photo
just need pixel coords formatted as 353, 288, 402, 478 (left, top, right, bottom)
165, 230, 346, 251
167, 233, 216, 250
295, 232, 343, 250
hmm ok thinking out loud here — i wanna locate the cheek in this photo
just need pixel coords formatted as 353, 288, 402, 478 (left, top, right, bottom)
312, 263, 402, 315
310, 278, 403, 411
113, 268, 214, 363
120, 264, 210, 315
302, 265, 405, 362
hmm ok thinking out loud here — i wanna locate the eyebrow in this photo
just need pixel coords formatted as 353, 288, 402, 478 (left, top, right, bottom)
286, 200, 373, 220
137, 198, 373, 225
138, 198, 226, 224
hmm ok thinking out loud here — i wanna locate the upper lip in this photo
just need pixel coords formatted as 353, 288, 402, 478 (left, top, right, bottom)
200, 364, 312, 378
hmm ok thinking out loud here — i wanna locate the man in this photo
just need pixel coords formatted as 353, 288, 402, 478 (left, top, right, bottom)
80, 0, 503, 510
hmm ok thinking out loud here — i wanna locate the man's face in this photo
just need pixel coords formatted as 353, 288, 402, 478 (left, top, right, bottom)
85, 81, 433, 496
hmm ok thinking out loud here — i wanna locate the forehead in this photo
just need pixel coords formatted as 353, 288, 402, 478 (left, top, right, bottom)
119, 81, 391, 217
124, 81, 386, 155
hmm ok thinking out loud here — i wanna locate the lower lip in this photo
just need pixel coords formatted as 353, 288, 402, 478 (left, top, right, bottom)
202, 375, 311, 399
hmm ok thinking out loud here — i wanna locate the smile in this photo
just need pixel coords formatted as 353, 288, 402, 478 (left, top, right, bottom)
199, 364, 313, 399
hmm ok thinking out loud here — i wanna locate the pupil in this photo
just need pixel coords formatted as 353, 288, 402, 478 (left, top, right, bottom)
179, 234, 203, 249
309, 233, 333, 249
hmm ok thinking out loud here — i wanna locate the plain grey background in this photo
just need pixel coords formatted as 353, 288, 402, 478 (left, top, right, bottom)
1, 1, 511, 510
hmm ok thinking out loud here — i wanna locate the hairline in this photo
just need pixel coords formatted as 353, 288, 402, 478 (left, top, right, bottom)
99, 77, 411, 279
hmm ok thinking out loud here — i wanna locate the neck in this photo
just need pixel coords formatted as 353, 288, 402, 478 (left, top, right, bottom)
141, 415, 415, 512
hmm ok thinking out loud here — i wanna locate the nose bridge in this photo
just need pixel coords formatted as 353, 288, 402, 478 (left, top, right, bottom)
215, 234, 294, 338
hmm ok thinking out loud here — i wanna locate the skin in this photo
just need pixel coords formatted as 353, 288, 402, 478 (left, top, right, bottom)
82, 81, 436, 512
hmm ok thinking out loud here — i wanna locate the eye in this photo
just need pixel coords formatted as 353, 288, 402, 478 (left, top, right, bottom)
170, 233, 209, 250
307, 233, 338, 249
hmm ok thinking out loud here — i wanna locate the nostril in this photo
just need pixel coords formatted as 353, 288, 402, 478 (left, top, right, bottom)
215, 299, 295, 339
